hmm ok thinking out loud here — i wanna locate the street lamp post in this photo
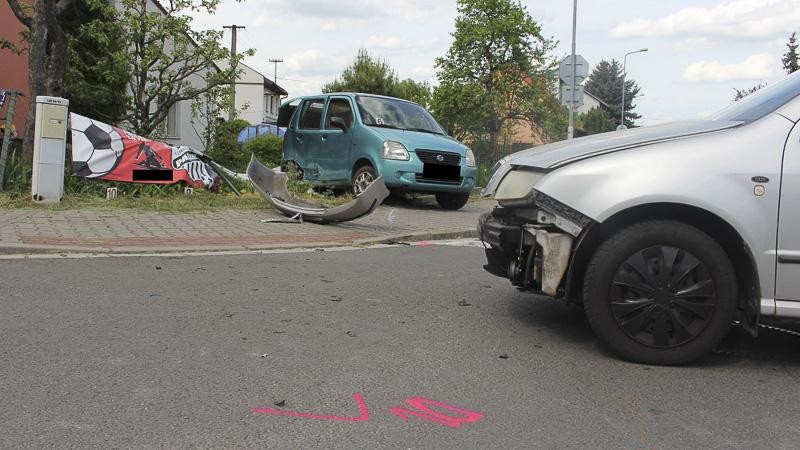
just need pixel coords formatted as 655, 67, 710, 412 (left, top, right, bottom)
619, 48, 648, 130
567, 0, 578, 140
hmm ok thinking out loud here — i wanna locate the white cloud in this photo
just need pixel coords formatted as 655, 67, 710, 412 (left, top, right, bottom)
612, 0, 800, 39
683, 53, 779, 82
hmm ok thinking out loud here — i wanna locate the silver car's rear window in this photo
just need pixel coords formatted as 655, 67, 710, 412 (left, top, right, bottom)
713, 71, 800, 123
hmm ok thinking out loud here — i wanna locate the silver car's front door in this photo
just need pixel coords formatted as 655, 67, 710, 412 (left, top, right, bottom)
776, 119, 800, 303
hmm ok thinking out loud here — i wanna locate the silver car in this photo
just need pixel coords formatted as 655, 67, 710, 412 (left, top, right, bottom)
479, 71, 800, 365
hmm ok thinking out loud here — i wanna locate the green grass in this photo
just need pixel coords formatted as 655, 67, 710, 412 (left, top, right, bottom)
0, 191, 270, 212
284, 166, 355, 208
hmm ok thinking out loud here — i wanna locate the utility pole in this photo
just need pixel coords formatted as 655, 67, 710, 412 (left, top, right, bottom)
223, 25, 246, 120
567, 0, 578, 140
268, 58, 283, 120
618, 48, 648, 131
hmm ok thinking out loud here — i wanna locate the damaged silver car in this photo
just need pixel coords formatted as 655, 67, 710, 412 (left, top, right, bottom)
479, 70, 800, 365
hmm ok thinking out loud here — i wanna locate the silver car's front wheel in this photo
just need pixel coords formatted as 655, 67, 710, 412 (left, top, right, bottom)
352, 165, 376, 196
583, 220, 738, 365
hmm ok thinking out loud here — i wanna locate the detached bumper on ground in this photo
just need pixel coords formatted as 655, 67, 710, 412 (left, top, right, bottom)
247, 155, 390, 224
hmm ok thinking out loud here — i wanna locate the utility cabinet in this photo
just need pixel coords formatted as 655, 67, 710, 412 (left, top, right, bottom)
31, 96, 69, 203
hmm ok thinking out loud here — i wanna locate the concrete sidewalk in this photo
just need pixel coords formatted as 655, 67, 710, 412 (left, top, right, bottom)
0, 197, 495, 254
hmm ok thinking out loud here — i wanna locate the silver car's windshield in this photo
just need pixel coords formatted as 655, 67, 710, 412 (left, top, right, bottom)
356, 96, 445, 135
713, 71, 800, 123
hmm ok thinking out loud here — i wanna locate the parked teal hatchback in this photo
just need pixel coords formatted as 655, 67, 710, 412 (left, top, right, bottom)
276, 93, 478, 210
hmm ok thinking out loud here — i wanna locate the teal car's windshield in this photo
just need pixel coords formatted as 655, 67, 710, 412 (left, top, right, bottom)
356, 96, 445, 135
712, 70, 800, 123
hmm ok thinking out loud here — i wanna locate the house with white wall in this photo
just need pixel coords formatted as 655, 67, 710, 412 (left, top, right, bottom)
230, 62, 288, 125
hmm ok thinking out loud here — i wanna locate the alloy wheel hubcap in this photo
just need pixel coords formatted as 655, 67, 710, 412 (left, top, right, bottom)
354, 172, 374, 195
610, 245, 716, 348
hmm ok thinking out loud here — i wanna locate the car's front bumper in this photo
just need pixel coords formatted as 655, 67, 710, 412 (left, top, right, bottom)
478, 205, 583, 297
380, 158, 477, 194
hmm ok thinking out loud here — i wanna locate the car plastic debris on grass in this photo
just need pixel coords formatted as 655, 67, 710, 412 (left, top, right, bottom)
247, 154, 390, 224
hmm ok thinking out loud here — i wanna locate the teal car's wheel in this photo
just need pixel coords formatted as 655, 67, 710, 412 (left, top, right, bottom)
436, 192, 470, 210
352, 165, 376, 196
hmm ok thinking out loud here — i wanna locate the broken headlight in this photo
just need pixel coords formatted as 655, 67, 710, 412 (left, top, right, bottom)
494, 170, 546, 202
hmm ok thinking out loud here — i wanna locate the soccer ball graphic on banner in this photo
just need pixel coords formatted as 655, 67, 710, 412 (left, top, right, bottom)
70, 114, 125, 178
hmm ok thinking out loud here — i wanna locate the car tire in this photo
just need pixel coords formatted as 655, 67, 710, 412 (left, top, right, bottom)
435, 192, 470, 210
352, 165, 376, 196
583, 220, 737, 365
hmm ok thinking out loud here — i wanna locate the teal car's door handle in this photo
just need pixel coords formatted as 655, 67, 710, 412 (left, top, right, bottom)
321, 135, 327, 142
296, 136, 303, 143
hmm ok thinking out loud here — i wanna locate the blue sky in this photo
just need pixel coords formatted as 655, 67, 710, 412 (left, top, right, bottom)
194, 0, 800, 126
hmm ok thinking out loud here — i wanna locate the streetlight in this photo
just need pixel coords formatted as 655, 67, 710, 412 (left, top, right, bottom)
618, 48, 648, 131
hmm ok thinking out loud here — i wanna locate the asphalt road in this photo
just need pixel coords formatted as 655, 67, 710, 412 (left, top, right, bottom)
1, 244, 799, 449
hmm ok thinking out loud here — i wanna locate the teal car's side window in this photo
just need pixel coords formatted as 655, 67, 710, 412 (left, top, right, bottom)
325, 99, 354, 129
299, 99, 325, 130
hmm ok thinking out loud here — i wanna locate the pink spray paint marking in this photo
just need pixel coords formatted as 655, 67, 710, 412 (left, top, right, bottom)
250, 393, 370, 422
389, 397, 485, 428
415, 241, 436, 247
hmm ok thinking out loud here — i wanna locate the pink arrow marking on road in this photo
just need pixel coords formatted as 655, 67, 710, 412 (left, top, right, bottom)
251, 393, 370, 422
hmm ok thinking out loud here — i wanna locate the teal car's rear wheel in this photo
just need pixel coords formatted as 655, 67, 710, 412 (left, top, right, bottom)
352, 165, 376, 196
435, 192, 470, 210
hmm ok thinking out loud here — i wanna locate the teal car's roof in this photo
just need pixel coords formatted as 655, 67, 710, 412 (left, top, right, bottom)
288, 92, 423, 106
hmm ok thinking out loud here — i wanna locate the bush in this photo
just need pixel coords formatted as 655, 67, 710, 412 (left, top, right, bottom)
243, 134, 283, 169
205, 119, 250, 172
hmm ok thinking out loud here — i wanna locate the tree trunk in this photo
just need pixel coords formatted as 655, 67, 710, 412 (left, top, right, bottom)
20, 0, 69, 160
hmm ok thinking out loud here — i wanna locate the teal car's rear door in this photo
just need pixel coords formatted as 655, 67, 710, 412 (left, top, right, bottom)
322, 97, 355, 183
294, 98, 326, 181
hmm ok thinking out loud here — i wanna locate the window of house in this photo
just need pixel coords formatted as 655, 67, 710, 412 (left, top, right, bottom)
166, 103, 179, 137
298, 99, 324, 129
325, 98, 354, 129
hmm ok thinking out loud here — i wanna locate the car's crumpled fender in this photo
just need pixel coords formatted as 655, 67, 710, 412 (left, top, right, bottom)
247, 154, 389, 223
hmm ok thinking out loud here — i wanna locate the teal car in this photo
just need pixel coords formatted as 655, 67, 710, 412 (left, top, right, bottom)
276, 93, 478, 210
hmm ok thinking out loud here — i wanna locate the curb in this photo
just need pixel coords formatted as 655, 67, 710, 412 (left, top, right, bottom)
0, 228, 479, 257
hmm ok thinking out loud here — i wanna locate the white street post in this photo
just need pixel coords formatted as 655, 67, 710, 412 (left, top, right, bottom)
567, 0, 578, 140
619, 48, 648, 130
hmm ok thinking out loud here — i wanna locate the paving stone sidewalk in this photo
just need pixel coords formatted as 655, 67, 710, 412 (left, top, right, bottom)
0, 197, 495, 254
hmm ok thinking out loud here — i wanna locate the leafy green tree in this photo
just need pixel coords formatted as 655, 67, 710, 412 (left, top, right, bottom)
204, 118, 250, 171
433, 0, 558, 161
323, 49, 398, 96
118, 0, 252, 137
577, 107, 614, 135
584, 60, 641, 128
396, 79, 432, 107
784, 32, 799, 74
62, 0, 130, 123
322, 49, 431, 105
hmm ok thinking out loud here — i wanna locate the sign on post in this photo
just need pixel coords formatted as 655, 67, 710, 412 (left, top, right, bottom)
0, 90, 6, 108
559, 55, 589, 86
561, 85, 585, 108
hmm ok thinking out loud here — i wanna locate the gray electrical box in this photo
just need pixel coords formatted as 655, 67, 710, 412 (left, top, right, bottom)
31, 96, 69, 203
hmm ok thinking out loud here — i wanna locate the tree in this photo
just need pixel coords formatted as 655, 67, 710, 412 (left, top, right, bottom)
118, 0, 251, 138
7, 0, 77, 157
322, 49, 431, 105
190, 84, 234, 152
576, 107, 614, 136
784, 32, 799, 75
396, 79, 432, 107
433, 0, 558, 161
733, 83, 766, 102
62, 0, 130, 123
584, 60, 641, 128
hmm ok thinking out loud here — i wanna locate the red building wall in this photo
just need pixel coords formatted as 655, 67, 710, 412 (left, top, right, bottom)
0, 2, 31, 136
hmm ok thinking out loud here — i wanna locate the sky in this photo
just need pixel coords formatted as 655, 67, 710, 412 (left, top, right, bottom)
192, 0, 800, 126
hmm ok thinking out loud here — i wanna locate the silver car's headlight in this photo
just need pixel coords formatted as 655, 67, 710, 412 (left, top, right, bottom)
494, 170, 546, 201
